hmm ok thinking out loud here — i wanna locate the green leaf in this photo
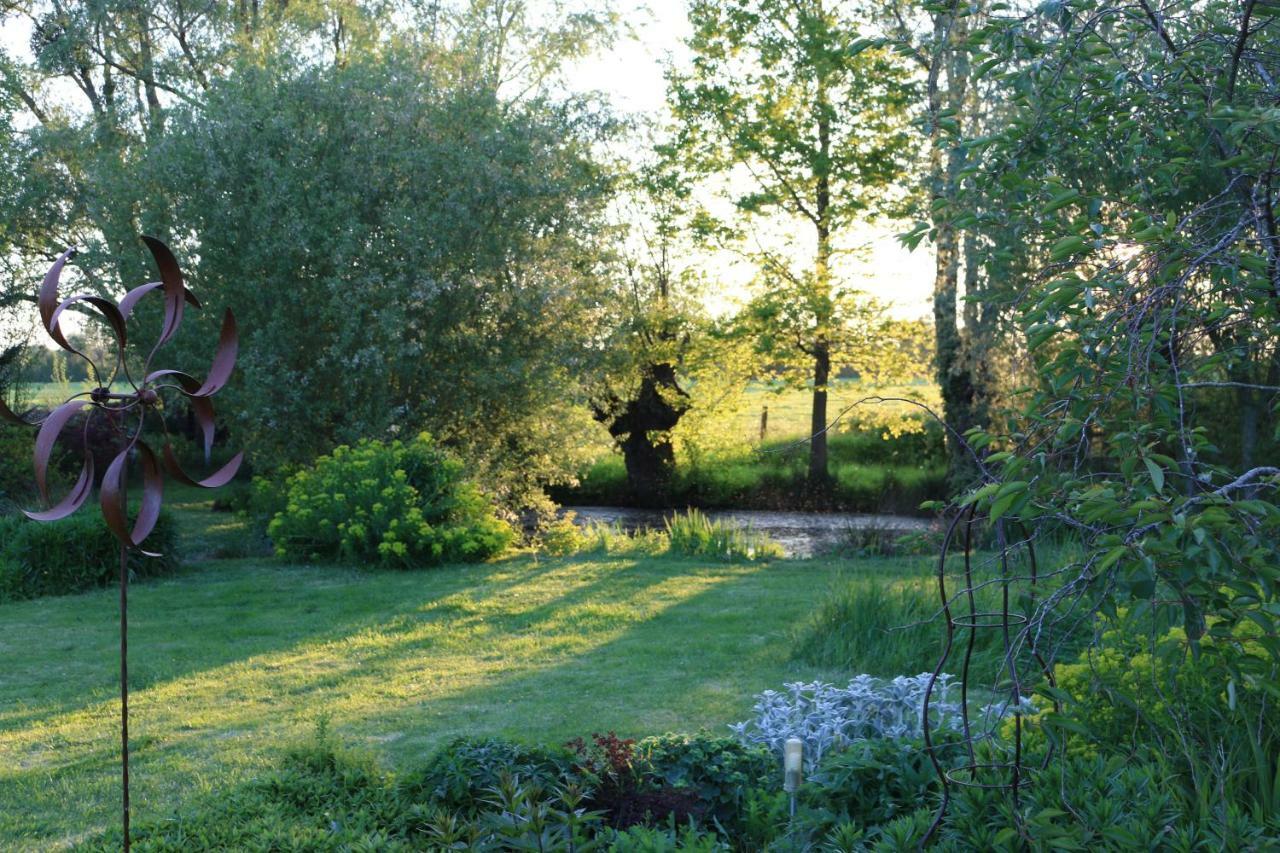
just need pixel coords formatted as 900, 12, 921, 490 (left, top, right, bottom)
1143, 457, 1165, 493
1041, 188, 1081, 213
1049, 235, 1089, 261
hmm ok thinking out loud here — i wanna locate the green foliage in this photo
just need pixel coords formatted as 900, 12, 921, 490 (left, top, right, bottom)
923, 754, 1280, 852
1026, 618, 1280, 814
608, 824, 727, 851
669, 0, 918, 481
633, 734, 774, 831
664, 509, 783, 562
537, 513, 589, 557
0, 510, 179, 602
804, 737, 950, 829
400, 737, 573, 817
78, 724, 1280, 851
562, 427, 947, 514
151, 47, 611, 510
0, 424, 31, 507
268, 434, 513, 567
791, 575, 1002, 679
939, 0, 1280, 818
576, 521, 671, 557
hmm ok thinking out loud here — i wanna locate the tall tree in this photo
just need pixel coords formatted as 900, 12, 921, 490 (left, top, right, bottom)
668, 0, 913, 486
882, 0, 996, 488
149, 48, 614, 508
944, 0, 1280, 807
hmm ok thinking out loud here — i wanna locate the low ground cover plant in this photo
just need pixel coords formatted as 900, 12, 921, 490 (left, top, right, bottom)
77, 721, 1280, 851
729, 675, 967, 772
267, 433, 514, 567
0, 510, 179, 601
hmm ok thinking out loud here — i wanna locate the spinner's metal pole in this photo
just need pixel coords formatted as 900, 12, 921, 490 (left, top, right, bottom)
120, 541, 130, 852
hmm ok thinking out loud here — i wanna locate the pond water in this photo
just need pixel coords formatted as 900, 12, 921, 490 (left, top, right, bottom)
561, 505, 935, 559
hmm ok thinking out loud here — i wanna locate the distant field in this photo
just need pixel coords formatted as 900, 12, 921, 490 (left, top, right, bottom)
730, 380, 941, 443
23, 381, 95, 407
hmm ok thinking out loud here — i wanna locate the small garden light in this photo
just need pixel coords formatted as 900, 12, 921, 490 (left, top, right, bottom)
783, 736, 802, 818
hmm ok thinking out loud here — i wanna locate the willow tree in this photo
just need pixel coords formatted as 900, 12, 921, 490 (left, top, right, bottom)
669, 0, 914, 486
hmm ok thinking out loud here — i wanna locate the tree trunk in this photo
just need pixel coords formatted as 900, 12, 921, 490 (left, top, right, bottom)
1237, 385, 1258, 470
619, 427, 677, 509
928, 8, 980, 491
596, 363, 689, 508
810, 99, 833, 489
809, 340, 831, 486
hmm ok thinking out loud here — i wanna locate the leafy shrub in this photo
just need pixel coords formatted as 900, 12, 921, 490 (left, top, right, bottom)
805, 736, 954, 829
568, 731, 705, 829
0, 423, 33, 507
1027, 618, 1280, 813
400, 736, 572, 817
0, 510, 180, 601
922, 754, 1280, 852
634, 733, 774, 831
665, 509, 783, 562
267, 433, 514, 567
730, 676, 968, 771
537, 513, 587, 556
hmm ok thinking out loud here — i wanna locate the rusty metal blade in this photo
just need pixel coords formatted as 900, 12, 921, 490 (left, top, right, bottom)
131, 442, 164, 546
162, 445, 243, 489
100, 447, 131, 546
38, 247, 76, 339
50, 294, 129, 357
0, 393, 38, 426
143, 311, 236, 401
193, 310, 237, 398
140, 236, 186, 349
101, 440, 166, 548
119, 281, 201, 322
148, 371, 216, 461
23, 457, 94, 522
32, 400, 90, 503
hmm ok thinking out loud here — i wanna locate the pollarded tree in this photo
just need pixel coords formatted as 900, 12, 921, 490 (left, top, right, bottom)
589, 153, 699, 507
669, 0, 915, 486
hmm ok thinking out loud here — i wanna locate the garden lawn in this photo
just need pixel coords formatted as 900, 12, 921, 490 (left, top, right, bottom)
0, 496, 926, 849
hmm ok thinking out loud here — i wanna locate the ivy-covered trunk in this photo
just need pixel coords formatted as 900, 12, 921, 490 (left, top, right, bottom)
927, 5, 985, 491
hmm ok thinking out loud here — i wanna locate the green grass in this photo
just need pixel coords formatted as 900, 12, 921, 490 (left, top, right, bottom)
0, 493, 933, 849
733, 380, 940, 443
563, 432, 947, 512
23, 381, 96, 407
556, 380, 948, 511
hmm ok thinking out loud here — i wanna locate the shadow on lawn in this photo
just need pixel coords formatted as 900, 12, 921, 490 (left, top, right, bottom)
1, 551, 816, 848
0, 554, 566, 733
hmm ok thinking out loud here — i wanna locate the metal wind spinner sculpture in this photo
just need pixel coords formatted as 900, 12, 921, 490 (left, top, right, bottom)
0, 237, 242, 850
